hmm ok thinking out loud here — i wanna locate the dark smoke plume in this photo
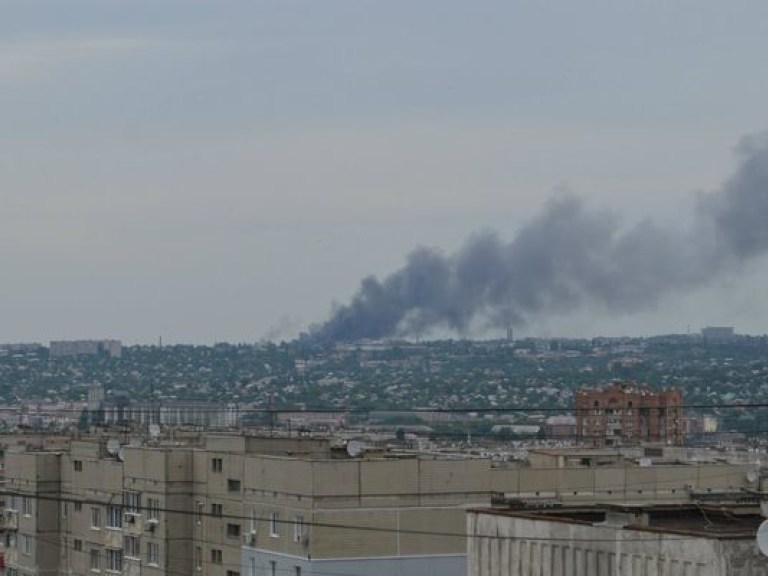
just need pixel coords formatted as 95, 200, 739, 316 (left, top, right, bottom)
314, 134, 768, 343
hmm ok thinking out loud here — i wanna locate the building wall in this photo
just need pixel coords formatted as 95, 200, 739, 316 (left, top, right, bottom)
490, 462, 753, 504
4, 452, 61, 576
467, 511, 768, 576
241, 548, 465, 576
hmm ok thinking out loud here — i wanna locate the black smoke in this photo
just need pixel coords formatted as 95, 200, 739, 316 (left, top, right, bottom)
314, 134, 768, 343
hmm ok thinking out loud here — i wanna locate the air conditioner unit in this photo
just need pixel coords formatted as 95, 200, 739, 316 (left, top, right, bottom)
245, 530, 257, 546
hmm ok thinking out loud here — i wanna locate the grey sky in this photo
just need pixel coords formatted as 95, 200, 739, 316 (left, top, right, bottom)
3, 1, 768, 343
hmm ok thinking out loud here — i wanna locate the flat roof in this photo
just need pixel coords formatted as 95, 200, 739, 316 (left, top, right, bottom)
470, 504, 764, 539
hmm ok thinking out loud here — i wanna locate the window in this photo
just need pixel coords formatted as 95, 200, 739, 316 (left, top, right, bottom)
227, 523, 241, 538
106, 549, 123, 572
147, 541, 160, 565
124, 536, 140, 559
123, 492, 140, 515
196, 501, 204, 524
249, 507, 258, 534
270, 512, 279, 537
212, 458, 223, 473
74, 539, 83, 552
107, 506, 122, 529
211, 503, 223, 517
74, 460, 83, 472
211, 548, 223, 564
226, 572, 240, 576
147, 497, 160, 520
91, 506, 102, 529
228, 479, 241, 492
90, 548, 100, 571
293, 515, 304, 542
22, 496, 31, 516
269, 560, 277, 576
75, 501, 82, 512
61, 501, 67, 518
21, 534, 31, 555
295, 567, 302, 576
196, 546, 202, 571
7, 495, 16, 510
250, 558, 256, 576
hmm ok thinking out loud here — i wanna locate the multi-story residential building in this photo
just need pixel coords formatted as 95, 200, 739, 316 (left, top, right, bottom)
701, 326, 736, 344
3, 433, 760, 576
49, 340, 121, 359
5, 440, 196, 576
3, 434, 491, 576
574, 382, 684, 447
4, 451, 61, 576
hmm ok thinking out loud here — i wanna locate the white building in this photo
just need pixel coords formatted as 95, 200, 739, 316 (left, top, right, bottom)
468, 504, 768, 576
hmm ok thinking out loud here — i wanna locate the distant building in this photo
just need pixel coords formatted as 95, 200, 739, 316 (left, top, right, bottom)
468, 504, 768, 576
544, 415, 577, 438
574, 382, 684, 447
50, 339, 122, 358
701, 326, 736, 344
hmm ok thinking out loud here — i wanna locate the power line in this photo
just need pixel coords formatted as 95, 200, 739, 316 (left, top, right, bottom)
14, 401, 768, 418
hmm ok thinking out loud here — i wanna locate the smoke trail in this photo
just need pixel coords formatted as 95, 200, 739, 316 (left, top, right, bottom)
314, 134, 768, 342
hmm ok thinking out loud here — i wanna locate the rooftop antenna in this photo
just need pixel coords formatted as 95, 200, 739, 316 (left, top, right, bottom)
757, 520, 768, 556
106, 439, 120, 457
346, 440, 365, 458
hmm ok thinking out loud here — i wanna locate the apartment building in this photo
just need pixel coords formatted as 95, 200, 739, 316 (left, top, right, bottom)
4, 452, 61, 576
574, 382, 684, 447
49, 340, 121, 359
3, 434, 492, 576
2, 433, 761, 576
5, 440, 197, 576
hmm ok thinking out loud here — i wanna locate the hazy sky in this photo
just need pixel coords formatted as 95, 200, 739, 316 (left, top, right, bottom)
3, 1, 768, 344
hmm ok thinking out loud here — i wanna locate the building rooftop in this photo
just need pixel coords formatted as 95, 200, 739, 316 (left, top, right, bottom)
471, 504, 765, 540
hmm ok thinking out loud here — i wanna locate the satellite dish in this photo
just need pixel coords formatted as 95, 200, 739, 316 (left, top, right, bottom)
757, 520, 768, 556
346, 440, 365, 458
747, 469, 759, 483
106, 439, 120, 456
149, 424, 160, 439
117, 447, 125, 462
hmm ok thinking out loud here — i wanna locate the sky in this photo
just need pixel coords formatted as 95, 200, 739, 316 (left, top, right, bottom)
3, 1, 768, 344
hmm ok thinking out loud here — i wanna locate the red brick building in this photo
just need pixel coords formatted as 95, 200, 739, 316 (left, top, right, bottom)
574, 382, 684, 447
